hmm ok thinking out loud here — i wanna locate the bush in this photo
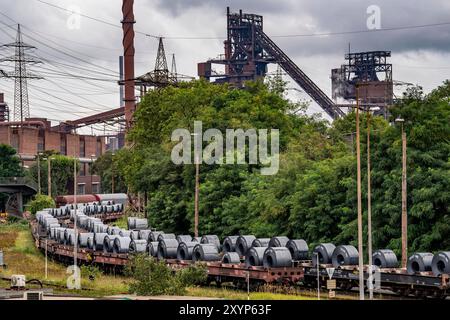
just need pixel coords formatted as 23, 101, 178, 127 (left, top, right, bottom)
125, 254, 208, 296
27, 194, 55, 214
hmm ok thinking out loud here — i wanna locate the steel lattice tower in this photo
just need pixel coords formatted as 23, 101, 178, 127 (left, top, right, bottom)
0, 24, 42, 122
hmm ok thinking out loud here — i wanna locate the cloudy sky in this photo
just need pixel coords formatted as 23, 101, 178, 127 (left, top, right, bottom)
0, 0, 449, 132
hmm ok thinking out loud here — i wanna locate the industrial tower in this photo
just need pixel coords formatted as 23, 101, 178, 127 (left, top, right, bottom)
0, 24, 42, 122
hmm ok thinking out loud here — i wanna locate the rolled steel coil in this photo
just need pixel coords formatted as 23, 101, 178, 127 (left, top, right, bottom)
331, 245, 359, 267
251, 238, 270, 248
193, 237, 201, 242
286, 239, 309, 261
311, 243, 336, 266
138, 230, 152, 241
236, 235, 256, 256
245, 247, 266, 267
57, 228, 67, 244
129, 230, 140, 240
177, 241, 197, 260
192, 244, 220, 262
64, 229, 75, 245
49, 226, 59, 239
157, 239, 179, 259
432, 251, 450, 276
110, 227, 122, 236
147, 241, 159, 257
157, 233, 176, 241
103, 235, 120, 253
67, 233, 77, 246
200, 235, 221, 251
78, 233, 93, 247
407, 252, 433, 274
268, 236, 290, 248
373, 249, 398, 268
176, 235, 193, 243
150, 231, 164, 242
47, 223, 60, 233
113, 236, 132, 254
127, 217, 148, 230
119, 230, 132, 238
94, 233, 108, 251
129, 240, 147, 254
222, 236, 239, 253
87, 236, 94, 250
263, 247, 292, 268
222, 252, 241, 264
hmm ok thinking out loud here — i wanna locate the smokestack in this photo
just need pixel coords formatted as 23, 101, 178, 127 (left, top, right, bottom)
119, 56, 124, 107
121, 0, 136, 131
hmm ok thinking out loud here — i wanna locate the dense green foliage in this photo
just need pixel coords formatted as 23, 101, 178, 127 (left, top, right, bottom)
28, 151, 79, 197
116, 79, 449, 257
125, 254, 207, 295
91, 151, 127, 194
27, 194, 56, 214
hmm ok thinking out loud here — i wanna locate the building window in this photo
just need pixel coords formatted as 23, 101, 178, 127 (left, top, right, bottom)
96, 138, 102, 157
79, 137, 85, 157
79, 163, 86, 176
77, 184, 85, 195
37, 129, 45, 152
60, 134, 67, 155
92, 183, 99, 194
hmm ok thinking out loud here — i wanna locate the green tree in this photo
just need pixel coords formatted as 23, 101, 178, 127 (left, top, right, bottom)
0, 144, 23, 177
91, 151, 127, 194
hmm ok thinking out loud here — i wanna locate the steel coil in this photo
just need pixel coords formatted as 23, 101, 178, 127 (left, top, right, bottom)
222, 252, 241, 264
177, 241, 197, 260
432, 251, 450, 276
150, 231, 164, 242
192, 244, 220, 262
311, 243, 335, 267
103, 235, 120, 253
87, 236, 94, 249
268, 236, 290, 248
236, 235, 256, 256
331, 245, 359, 267
119, 230, 132, 238
286, 239, 309, 261
138, 230, 152, 241
93, 233, 108, 250
245, 247, 266, 267
263, 247, 292, 268
129, 230, 140, 240
129, 240, 147, 253
200, 235, 221, 251
157, 233, 176, 241
78, 233, 93, 247
251, 238, 270, 248
147, 241, 159, 257
223, 236, 239, 253
373, 249, 398, 268
157, 239, 179, 259
176, 235, 193, 243
407, 252, 433, 274
113, 236, 132, 253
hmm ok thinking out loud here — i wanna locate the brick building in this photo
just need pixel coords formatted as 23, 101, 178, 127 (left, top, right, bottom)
0, 116, 105, 195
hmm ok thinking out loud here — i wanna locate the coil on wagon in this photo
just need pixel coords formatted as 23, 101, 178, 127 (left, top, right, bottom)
286, 239, 309, 261
114, 236, 132, 254
200, 235, 221, 252
93, 233, 108, 251
147, 241, 159, 257
372, 249, 398, 268
192, 244, 220, 262
268, 236, 290, 248
251, 238, 270, 248
157, 239, 179, 259
177, 241, 197, 260
223, 236, 239, 253
177, 235, 193, 243
407, 252, 433, 274
245, 247, 266, 267
129, 240, 147, 253
432, 251, 450, 276
263, 247, 292, 268
331, 245, 359, 268
222, 252, 240, 264
157, 233, 176, 241
149, 231, 164, 242
236, 235, 256, 256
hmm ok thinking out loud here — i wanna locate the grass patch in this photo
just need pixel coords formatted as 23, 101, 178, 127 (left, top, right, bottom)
186, 286, 317, 300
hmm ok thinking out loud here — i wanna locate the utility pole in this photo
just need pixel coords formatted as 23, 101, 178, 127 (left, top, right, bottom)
36, 154, 41, 195
367, 109, 373, 300
47, 157, 52, 198
111, 153, 115, 193
355, 85, 364, 300
194, 155, 200, 238
73, 156, 78, 288
396, 118, 407, 268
